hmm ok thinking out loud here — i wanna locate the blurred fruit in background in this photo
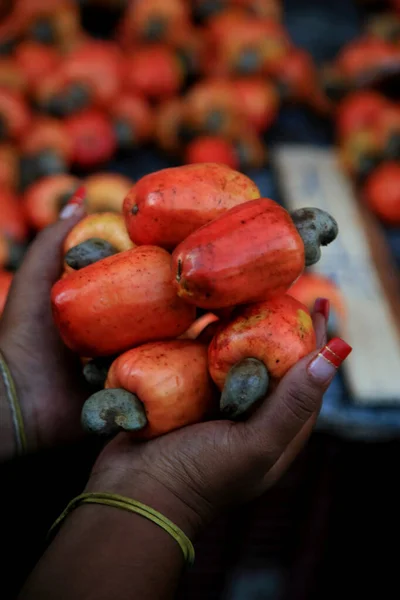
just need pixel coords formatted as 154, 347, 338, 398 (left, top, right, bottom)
0, 0, 397, 261
335, 91, 388, 142
19, 117, 72, 188
228, 128, 268, 169
323, 35, 400, 94
269, 48, 332, 114
365, 12, 400, 43
0, 189, 28, 242
182, 79, 242, 138
0, 188, 27, 271
338, 130, 382, 180
338, 37, 400, 83
154, 98, 186, 154
363, 162, 400, 226
193, 0, 282, 21
118, 0, 191, 47
0, 234, 10, 269
14, 42, 61, 93
288, 273, 347, 325
80, 0, 128, 7
185, 136, 239, 169
0, 269, 13, 317
390, 0, 400, 16
0, 144, 19, 190
24, 174, 81, 230
0, 0, 82, 53
0, 88, 31, 143
124, 45, 185, 100
64, 109, 117, 169
110, 93, 154, 151
335, 90, 400, 182
205, 9, 290, 77
234, 77, 279, 132
35, 40, 123, 116
0, 57, 27, 94
232, 0, 282, 20
374, 103, 400, 161
171, 27, 207, 78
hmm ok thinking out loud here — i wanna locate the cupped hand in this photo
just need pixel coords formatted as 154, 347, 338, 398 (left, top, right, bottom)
86, 303, 352, 537
0, 199, 87, 454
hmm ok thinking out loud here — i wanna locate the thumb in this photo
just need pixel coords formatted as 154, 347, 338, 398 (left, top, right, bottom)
3, 189, 86, 320
240, 338, 352, 467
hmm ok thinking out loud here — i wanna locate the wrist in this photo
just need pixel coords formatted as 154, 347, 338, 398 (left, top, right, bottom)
0, 374, 17, 462
85, 468, 210, 541
0, 344, 37, 457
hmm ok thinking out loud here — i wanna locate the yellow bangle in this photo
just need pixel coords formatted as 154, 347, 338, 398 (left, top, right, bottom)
0, 350, 26, 455
48, 492, 195, 567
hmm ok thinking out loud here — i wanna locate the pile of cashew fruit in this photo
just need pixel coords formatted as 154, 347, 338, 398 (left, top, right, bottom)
335, 90, 400, 226
1, 0, 399, 319
50, 163, 339, 439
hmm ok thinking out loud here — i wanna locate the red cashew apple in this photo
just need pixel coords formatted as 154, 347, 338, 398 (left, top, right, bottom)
80, 340, 215, 439
363, 162, 400, 225
208, 294, 317, 417
51, 246, 196, 357
172, 198, 338, 309
123, 163, 260, 250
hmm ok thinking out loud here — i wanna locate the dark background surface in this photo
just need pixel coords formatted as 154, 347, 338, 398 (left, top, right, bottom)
2, 1, 400, 598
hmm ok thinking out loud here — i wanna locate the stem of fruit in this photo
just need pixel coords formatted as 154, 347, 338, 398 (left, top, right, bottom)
291, 208, 339, 267
65, 238, 119, 270
81, 388, 148, 436
220, 358, 269, 419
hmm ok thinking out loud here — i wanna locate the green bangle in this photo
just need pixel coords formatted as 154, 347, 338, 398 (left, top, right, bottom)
49, 491, 196, 567
0, 350, 26, 455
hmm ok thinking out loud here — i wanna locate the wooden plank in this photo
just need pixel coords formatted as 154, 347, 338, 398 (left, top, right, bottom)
272, 145, 400, 405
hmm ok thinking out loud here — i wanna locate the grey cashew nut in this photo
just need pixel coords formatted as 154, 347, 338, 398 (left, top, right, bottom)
291, 208, 339, 267
83, 357, 115, 390
65, 238, 119, 270
220, 358, 269, 419
81, 388, 148, 436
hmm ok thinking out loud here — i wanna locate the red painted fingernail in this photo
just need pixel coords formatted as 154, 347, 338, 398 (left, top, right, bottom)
314, 297, 330, 321
69, 186, 86, 206
307, 337, 352, 384
60, 186, 86, 219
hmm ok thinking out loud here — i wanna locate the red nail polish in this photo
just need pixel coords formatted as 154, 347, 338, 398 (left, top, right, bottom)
59, 186, 87, 219
319, 337, 352, 368
314, 297, 330, 321
307, 337, 352, 383
68, 186, 86, 206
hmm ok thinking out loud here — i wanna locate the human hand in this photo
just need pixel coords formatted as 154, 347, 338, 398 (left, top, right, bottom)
86, 302, 352, 538
0, 192, 88, 456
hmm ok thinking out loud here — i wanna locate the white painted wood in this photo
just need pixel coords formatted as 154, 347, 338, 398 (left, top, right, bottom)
272, 145, 400, 405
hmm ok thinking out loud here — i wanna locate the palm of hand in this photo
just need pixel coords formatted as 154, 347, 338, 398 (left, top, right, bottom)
0, 215, 88, 452
0, 311, 87, 451
88, 312, 328, 525
89, 412, 302, 529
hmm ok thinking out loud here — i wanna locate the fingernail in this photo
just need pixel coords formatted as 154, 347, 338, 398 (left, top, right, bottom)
307, 337, 352, 384
59, 186, 86, 220
314, 297, 330, 321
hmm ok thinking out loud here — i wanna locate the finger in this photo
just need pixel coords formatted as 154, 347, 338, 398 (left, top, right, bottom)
238, 337, 352, 468
312, 298, 329, 348
263, 296, 331, 485
3, 190, 86, 321
263, 413, 317, 487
